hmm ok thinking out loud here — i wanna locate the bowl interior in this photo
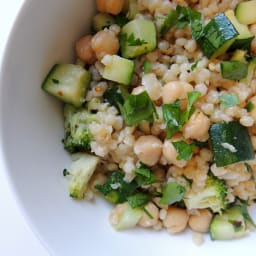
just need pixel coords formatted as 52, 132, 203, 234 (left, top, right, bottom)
0, 1, 255, 255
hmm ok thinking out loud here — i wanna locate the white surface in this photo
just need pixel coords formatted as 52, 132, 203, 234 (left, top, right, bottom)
0, 1, 48, 255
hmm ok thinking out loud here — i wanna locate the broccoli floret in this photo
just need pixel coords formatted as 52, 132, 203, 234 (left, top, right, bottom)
65, 153, 99, 199
184, 175, 227, 213
63, 104, 96, 153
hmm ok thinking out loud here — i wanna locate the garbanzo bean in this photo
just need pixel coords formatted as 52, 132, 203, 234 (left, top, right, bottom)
91, 29, 119, 59
138, 202, 159, 228
134, 135, 162, 166
96, 0, 125, 15
183, 110, 210, 142
188, 209, 213, 233
75, 35, 95, 63
162, 81, 193, 104
163, 207, 189, 233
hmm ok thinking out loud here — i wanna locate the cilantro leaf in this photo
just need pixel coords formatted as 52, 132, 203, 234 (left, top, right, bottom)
120, 33, 147, 47
95, 172, 137, 204
143, 60, 152, 73
127, 193, 151, 208
118, 91, 157, 126
246, 101, 255, 112
134, 164, 159, 186
172, 141, 195, 161
219, 93, 239, 108
160, 182, 186, 205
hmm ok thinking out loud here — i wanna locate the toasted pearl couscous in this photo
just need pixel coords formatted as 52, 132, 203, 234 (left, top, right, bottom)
42, 0, 256, 242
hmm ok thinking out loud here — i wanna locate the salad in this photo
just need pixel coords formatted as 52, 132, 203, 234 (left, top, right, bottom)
42, 0, 256, 243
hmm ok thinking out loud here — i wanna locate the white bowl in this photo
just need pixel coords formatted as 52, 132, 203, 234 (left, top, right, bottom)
0, 1, 255, 255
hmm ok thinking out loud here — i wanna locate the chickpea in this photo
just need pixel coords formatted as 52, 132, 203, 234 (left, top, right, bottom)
75, 35, 95, 63
91, 29, 119, 59
96, 0, 125, 15
188, 209, 213, 233
163, 207, 189, 233
134, 135, 163, 166
249, 96, 256, 122
138, 202, 159, 228
162, 139, 187, 168
183, 110, 210, 142
162, 81, 193, 104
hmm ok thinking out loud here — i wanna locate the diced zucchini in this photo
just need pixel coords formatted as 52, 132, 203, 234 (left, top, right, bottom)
120, 19, 157, 59
110, 202, 143, 230
235, 0, 256, 25
241, 57, 256, 85
225, 10, 254, 50
220, 61, 248, 80
123, 0, 138, 20
42, 64, 90, 107
93, 13, 115, 31
210, 206, 248, 241
197, 13, 239, 59
209, 121, 254, 167
68, 153, 99, 199
102, 55, 134, 85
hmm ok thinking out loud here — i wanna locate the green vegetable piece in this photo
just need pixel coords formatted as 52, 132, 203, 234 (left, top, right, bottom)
172, 141, 195, 161
184, 175, 227, 213
197, 13, 239, 58
119, 91, 157, 126
103, 87, 124, 112
67, 153, 99, 199
120, 19, 157, 58
42, 64, 91, 107
182, 91, 201, 122
127, 193, 151, 208
110, 202, 143, 230
246, 101, 255, 112
143, 60, 152, 73
160, 10, 178, 35
114, 14, 129, 27
134, 164, 159, 186
235, 0, 256, 25
102, 55, 135, 86
219, 93, 239, 108
241, 57, 256, 86
95, 172, 137, 204
209, 121, 254, 167
220, 61, 248, 80
93, 13, 115, 31
160, 182, 186, 205
210, 205, 248, 240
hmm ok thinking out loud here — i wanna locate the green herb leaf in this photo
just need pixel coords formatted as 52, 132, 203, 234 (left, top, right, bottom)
119, 91, 157, 126
160, 10, 178, 35
182, 91, 201, 122
245, 163, 253, 174
191, 60, 199, 71
239, 203, 256, 229
172, 141, 195, 161
143, 60, 152, 73
219, 93, 239, 108
121, 33, 147, 47
176, 6, 189, 29
134, 164, 159, 186
246, 102, 255, 112
52, 78, 59, 84
95, 172, 137, 204
103, 87, 124, 112
127, 193, 151, 208
115, 14, 129, 27
160, 182, 186, 205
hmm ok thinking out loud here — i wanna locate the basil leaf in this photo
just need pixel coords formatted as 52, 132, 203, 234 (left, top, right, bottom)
127, 193, 151, 208
103, 87, 124, 112
160, 182, 186, 205
119, 91, 157, 126
134, 164, 159, 186
143, 60, 152, 73
172, 141, 195, 161
219, 93, 239, 108
95, 172, 137, 204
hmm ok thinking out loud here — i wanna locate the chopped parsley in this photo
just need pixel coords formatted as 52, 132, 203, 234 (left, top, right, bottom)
127, 193, 151, 208
246, 101, 255, 112
172, 140, 195, 161
103, 87, 124, 112
162, 91, 201, 138
119, 91, 157, 126
134, 164, 159, 186
219, 93, 239, 108
160, 10, 178, 35
191, 60, 199, 71
143, 60, 152, 73
160, 182, 186, 205
120, 33, 147, 47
